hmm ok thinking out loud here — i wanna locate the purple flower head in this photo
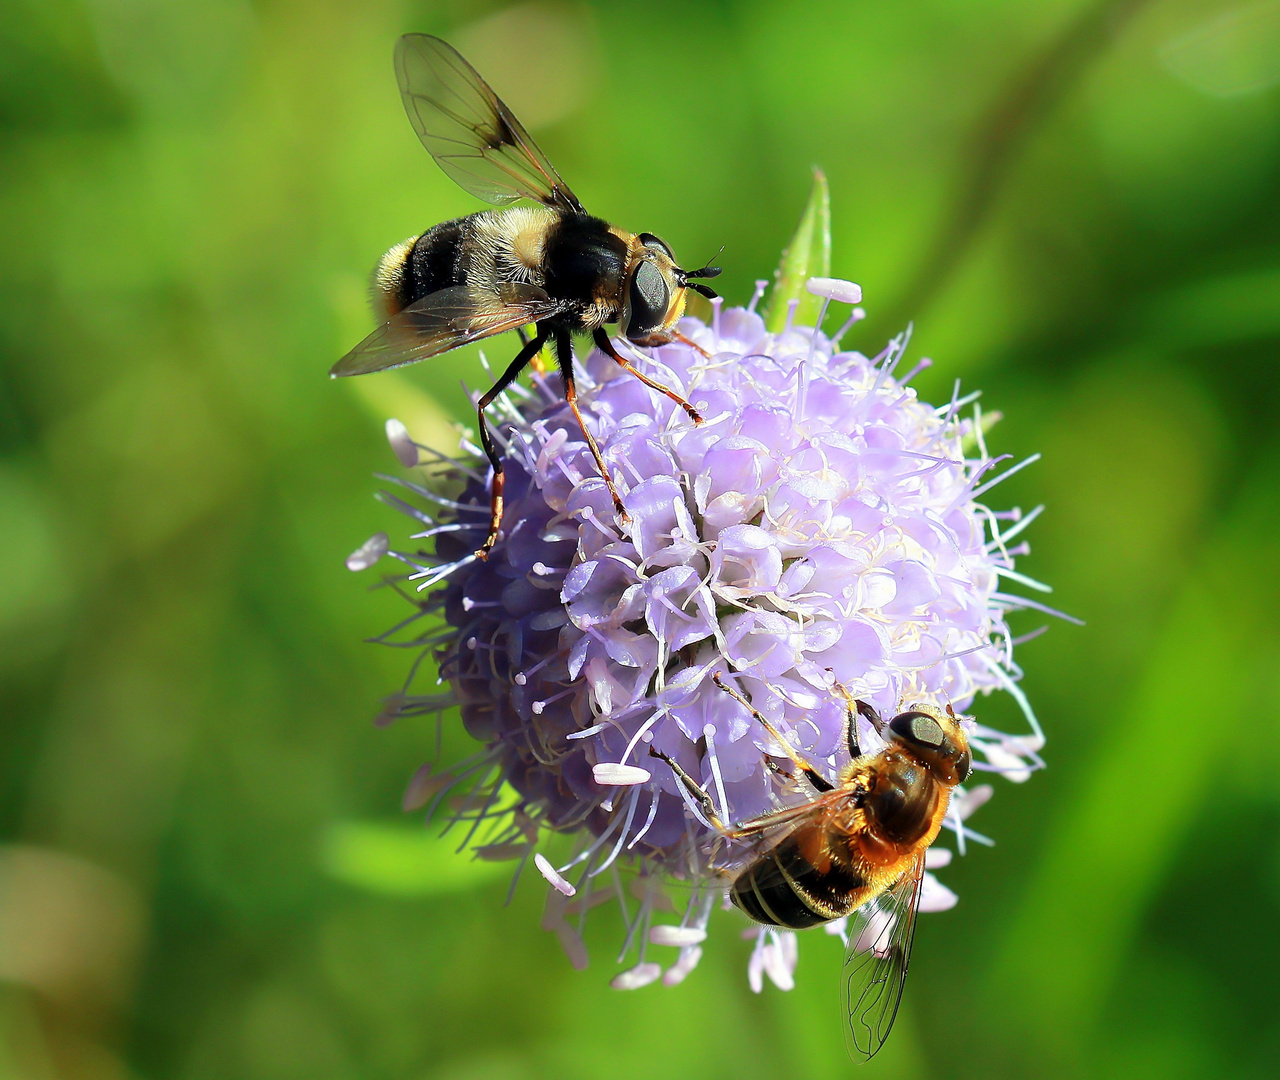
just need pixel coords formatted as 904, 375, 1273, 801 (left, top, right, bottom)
349, 278, 1053, 989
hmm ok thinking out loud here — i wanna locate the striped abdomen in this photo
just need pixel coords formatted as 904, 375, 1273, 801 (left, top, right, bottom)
730, 826, 867, 929
373, 214, 473, 317
370, 207, 628, 327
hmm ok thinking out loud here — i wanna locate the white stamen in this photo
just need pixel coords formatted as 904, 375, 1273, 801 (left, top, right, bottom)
534, 853, 576, 896
992, 592, 1085, 626
592, 763, 651, 786
409, 554, 478, 592
925, 847, 953, 869
648, 925, 707, 947
919, 872, 958, 913
761, 930, 797, 990
995, 566, 1054, 594
345, 532, 388, 571
385, 418, 420, 468
662, 945, 704, 986
532, 687, 574, 714
610, 962, 662, 990
617, 708, 664, 767
747, 929, 767, 994
702, 724, 730, 823
626, 789, 661, 850
985, 503, 1045, 553
590, 786, 644, 878
971, 452, 1042, 499
805, 277, 863, 305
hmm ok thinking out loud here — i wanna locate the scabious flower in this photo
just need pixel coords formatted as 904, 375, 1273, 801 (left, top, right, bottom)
348, 276, 1053, 991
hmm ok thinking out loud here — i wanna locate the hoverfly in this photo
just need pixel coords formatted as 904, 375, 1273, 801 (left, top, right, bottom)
331, 35, 722, 558
651, 673, 972, 1061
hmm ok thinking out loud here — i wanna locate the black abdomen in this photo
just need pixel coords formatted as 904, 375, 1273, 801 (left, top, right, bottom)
406, 216, 472, 303
731, 835, 865, 929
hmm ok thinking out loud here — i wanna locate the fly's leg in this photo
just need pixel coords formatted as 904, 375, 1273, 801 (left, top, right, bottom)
649, 745, 835, 840
829, 675, 877, 759
592, 328, 703, 425
474, 328, 549, 559
647, 746, 731, 833
764, 756, 826, 793
713, 672, 835, 792
669, 328, 712, 359
557, 331, 630, 524
516, 324, 550, 375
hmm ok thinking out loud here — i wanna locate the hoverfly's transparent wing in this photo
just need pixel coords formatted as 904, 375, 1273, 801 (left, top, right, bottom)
395, 34, 585, 214
330, 284, 567, 377
842, 856, 925, 1062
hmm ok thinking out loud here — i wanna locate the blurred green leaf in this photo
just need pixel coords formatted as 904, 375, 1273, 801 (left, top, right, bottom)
1141, 265, 1280, 346
981, 455, 1280, 1074
0, 464, 72, 637
764, 167, 830, 332
320, 820, 514, 897
1161, 1, 1280, 98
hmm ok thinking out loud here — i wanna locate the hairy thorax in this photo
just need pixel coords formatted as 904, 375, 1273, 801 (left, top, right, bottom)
857, 751, 945, 864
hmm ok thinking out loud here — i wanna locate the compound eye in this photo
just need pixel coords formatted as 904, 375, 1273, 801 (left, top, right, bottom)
954, 750, 972, 782
889, 711, 945, 749
627, 260, 670, 338
638, 232, 674, 259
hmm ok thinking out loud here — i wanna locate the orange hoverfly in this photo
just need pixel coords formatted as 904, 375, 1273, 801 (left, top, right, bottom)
651, 673, 972, 1060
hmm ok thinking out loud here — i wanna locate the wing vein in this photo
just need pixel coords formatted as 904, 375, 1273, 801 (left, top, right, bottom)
394, 34, 584, 213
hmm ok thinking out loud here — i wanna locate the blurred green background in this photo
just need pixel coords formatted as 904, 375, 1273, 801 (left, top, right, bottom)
3, 0, 1280, 1077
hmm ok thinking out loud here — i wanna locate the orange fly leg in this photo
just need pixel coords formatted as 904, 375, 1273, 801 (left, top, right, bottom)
670, 328, 712, 359
556, 331, 630, 524
592, 329, 703, 424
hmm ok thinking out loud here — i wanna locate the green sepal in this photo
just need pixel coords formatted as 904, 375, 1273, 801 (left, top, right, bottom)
960, 407, 1004, 456
765, 167, 831, 333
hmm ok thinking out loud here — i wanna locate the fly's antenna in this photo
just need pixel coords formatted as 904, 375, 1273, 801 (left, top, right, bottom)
684, 247, 724, 279
678, 246, 724, 298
